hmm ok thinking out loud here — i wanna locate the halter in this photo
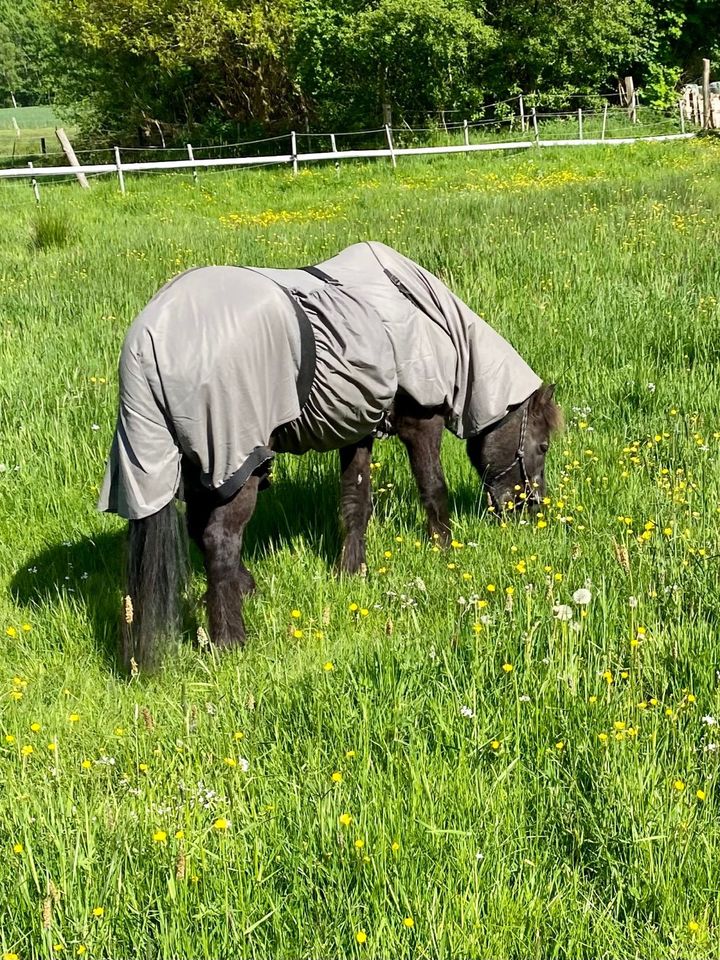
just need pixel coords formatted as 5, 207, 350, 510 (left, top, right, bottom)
485, 402, 538, 512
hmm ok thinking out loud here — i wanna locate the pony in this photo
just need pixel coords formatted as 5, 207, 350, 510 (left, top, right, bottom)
99, 242, 562, 670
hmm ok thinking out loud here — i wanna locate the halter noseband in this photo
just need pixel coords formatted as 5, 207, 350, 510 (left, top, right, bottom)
485, 403, 538, 512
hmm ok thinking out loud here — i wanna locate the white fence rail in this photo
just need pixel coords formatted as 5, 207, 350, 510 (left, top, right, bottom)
0, 127, 697, 193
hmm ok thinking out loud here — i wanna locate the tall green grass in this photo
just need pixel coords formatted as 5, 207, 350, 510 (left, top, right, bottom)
1, 141, 720, 958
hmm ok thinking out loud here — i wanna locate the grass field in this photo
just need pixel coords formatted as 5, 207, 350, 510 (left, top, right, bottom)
1, 139, 720, 958
0, 105, 62, 160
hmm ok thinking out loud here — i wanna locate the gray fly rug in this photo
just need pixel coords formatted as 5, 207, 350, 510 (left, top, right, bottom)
99, 241, 541, 519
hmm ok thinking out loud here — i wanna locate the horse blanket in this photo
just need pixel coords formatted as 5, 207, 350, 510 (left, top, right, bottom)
99, 241, 541, 519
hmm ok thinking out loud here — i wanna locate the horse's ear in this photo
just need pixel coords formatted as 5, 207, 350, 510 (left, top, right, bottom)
532, 383, 563, 432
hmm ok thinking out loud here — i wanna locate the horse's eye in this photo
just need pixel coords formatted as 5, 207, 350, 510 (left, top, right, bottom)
539, 442, 549, 454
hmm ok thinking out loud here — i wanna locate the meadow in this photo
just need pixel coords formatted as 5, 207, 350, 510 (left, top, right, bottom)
1, 138, 720, 959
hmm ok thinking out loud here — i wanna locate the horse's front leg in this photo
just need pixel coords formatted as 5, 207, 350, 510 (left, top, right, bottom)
193, 476, 260, 649
395, 406, 451, 546
339, 436, 374, 574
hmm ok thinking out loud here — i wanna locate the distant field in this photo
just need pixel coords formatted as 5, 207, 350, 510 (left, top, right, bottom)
1, 141, 720, 958
0, 104, 66, 160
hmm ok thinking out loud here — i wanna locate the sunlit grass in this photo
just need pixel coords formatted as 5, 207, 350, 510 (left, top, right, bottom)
1, 140, 720, 958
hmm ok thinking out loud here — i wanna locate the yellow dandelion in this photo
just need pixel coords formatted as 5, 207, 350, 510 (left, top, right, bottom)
153, 831, 167, 843
21, 624, 31, 632
403, 916, 415, 928
502, 663, 513, 673
234, 731, 244, 741
391, 840, 400, 852
354, 838, 364, 849
291, 609, 301, 619
345, 750, 356, 759
490, 740, 501, 750
688, 919, 700, 933
81, 759, 91, 769
77, 948, 87, 956
356, 931, 367, 944
6, 627, 17, 638
92, 907, 104, 918
292, 629, 303, 639
339, 813, 352, 827
13, 842, 23, 854
68, 713, 80, 723
20, 745, 33, 757
30, 723, 41, 733
213, 818, 229, 831
598, 733, 608, 743
323, 661, 334, 672
486, 584, 496, 593
175, 829, 185, 839
697, 789, 706, 801
360, 608, 369, 617
555, 741, 565, 751
47, 743, 56, 752
224, 757, 237, 767
331, 771, 342, 783
673, 779, 685, 792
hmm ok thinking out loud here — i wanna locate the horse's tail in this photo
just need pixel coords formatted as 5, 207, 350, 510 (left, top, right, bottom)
123, 501, 188, 673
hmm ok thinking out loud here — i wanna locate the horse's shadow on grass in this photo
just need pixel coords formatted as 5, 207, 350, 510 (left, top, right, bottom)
9, 468, 344, 666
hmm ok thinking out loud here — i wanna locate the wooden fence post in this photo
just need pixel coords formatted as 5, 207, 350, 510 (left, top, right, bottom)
679, 100, 685, 134
291, 130, 298, 176
624, 76, 637, 123
114, 146, 126, 194
601, 102, 608, 140
187, 143, 198, 184
330, 133, 337, 154
531, 107, 539, 143
519, 94, 526, 132
385, 124, 396, 168
56, 128, 89, 189
463, 119, 469, 146
703, 58, 711, 128
578, 108, 583, 139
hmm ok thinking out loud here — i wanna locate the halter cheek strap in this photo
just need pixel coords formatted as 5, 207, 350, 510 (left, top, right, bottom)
485, 403, 538, 511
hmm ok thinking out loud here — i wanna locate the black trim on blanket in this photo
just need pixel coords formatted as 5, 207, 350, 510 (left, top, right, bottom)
278, 287, 316, 409
212, 445, 275, 502
301, 265, 339, 284
382, 267, 427, 312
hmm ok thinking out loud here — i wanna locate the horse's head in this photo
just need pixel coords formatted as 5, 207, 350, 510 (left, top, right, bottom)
466, 384, 563, 514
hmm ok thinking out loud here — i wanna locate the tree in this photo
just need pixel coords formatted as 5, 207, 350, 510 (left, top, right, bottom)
0, 0, 53, 104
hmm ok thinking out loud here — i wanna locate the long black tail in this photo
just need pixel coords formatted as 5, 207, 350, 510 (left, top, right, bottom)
123, 501, 188, 673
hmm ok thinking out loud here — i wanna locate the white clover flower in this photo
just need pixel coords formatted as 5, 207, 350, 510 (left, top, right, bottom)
702, 715, 717, 726
460, 705, 475, 718
628, 595, 638, 609
519, 695, 531, 703
238, 757, 250, 772
553, 604, 573, 621
572, 588, 592, 605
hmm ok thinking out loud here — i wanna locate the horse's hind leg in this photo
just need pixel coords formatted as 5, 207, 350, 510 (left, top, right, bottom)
339, 436, 374, 574
197, 476, 260, 649
395, 403, 451, 545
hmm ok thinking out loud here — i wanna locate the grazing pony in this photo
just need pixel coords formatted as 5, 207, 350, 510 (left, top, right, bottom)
99, 242, 562, 670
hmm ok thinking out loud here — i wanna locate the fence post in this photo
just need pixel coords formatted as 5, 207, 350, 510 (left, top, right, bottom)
519, 94, 525, 132
679, 100, 685, 134
624, 76, 637, 123
28, 161, 40, 204
531, 107, 539, 144
578, 108, 583, 140
40, 137, 46, 155
463, 119, 469, 146
114, 146, 126, 195
330, 133, 337, 154
187, 143, 198, 184
601, 103, 608, 140
56, 128, 89, 189
291, 130, 298, 176
385, 124, 397, 168
703, 58, 711, 129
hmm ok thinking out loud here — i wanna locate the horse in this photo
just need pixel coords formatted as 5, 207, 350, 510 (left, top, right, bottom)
99, 242, 562, 671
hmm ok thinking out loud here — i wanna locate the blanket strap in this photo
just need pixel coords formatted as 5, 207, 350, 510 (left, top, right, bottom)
301, 265, 339, 284
278, 287, 317, 409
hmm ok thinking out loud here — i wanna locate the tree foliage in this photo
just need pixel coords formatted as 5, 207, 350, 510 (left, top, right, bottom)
3, 0, 714, 138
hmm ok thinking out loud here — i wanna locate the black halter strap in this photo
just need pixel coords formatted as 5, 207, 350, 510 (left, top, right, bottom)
486, 402, 537, 510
